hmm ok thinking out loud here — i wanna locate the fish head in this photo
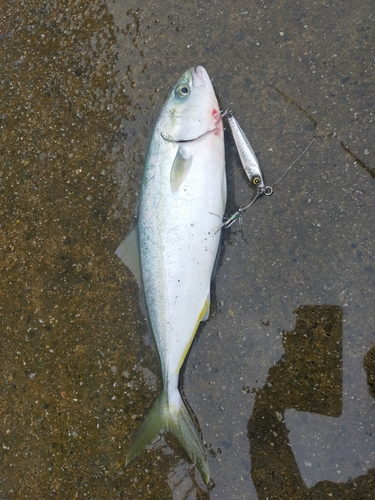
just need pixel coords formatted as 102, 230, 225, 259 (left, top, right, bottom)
159, 66, 222, 143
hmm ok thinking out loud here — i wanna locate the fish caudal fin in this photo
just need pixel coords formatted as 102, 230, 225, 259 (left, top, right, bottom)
125, 389, 210, 484
125, 394, 165, 467
167, 391, 210, 484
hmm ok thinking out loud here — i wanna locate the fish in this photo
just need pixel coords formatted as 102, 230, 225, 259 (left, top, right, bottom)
116, 66, 226, 483
227, 111, 267, 195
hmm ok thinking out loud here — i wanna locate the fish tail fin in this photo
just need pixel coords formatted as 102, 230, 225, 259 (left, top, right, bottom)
125, 392, 166, 468
125, 388, 210, 484
167, 389, 210, 484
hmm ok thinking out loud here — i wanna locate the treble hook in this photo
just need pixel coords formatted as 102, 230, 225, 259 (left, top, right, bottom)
222, 185, 273, 231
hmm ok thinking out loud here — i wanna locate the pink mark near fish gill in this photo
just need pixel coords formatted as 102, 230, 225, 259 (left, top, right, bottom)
211, 108, 222, 136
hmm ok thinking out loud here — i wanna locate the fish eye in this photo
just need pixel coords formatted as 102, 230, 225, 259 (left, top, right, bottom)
253, 176, 261, 185
176, 85, 190, 98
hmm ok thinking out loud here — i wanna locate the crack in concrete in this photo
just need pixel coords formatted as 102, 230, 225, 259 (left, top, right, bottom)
337, 138, 375, 179
270, 85, 374, 180
269, 84, 318, 130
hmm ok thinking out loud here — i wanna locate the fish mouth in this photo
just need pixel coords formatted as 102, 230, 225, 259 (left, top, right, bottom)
191, 66, 209, 88
191, 66, 222, 127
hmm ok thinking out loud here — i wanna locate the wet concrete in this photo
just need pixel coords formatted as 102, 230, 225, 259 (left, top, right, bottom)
1, 0, 374, 498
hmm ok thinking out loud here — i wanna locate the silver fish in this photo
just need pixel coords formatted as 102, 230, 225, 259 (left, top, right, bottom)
116, 66, 226, 483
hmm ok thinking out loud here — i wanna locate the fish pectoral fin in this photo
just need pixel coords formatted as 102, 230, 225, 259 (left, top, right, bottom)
115, 225, 142, 290
170, 147, 193, 193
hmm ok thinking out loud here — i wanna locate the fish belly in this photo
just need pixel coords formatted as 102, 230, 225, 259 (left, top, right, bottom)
139, 130, 225, 381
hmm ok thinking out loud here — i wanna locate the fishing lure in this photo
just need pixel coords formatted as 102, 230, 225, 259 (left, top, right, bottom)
217, 111, 272, 230
227, 111, 272, 198
221, 110, 315, 230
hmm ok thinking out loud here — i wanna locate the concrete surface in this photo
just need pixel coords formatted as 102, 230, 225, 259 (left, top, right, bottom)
1, 0, 374, 498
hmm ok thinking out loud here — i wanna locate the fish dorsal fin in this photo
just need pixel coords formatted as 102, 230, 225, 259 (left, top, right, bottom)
115, 225, 142, 290
170, 147, 193, 193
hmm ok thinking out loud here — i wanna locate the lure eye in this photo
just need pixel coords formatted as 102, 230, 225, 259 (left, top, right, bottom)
253, 176, 261, 185
176, 85, 190, 98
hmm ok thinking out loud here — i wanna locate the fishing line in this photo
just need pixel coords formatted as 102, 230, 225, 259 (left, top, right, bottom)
222, 134, 317, 230
271, 135, 317, 190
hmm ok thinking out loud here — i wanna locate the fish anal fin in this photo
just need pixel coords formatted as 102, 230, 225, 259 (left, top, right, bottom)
170, 147, 193, 193
201, 294, 210, 322
176, 295, 211, 373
